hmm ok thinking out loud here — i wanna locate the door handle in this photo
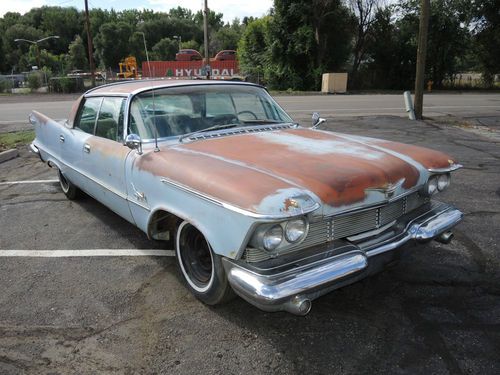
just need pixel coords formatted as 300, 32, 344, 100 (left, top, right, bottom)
83, 143, 91, 153
59, 135, 65, 143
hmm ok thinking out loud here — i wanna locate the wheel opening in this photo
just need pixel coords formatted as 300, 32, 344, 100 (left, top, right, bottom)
177, 222, 214, 290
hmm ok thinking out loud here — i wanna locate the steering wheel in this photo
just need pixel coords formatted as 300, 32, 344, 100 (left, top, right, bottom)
212, 114, 239, 125
237, 110, 258, 120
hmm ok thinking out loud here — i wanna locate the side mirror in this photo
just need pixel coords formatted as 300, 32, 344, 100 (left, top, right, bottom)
311, 112, 327, 129
125, 133, 143, 155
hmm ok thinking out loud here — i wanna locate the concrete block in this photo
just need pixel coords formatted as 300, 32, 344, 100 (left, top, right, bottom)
0, 149, 19, 163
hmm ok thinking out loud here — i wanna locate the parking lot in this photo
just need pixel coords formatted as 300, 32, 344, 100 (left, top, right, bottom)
1, 98, 500, 374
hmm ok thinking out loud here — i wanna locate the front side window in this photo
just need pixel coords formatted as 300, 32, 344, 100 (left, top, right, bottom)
129, 85, 293, 140
95, 97, 125, 141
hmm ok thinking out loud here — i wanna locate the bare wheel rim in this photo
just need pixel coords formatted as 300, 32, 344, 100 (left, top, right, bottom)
58, 170, 69, 193
177, 222, 214, 292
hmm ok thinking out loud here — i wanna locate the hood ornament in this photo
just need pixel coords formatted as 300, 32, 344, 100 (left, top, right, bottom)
366, 178, 405, 199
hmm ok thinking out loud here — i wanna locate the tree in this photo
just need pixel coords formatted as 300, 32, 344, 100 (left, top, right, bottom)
348, 0, 381, 88
67, 35, 88, 70
210, 19, 244, 54
94, 21, 133, 68
151, 38, 178, 61
473, 0, 500, 86
266, 0, 354, 90
238, 17, 271, 82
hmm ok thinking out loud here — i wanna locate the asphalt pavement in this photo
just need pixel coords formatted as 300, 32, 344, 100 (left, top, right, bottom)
0, 105, 499, 374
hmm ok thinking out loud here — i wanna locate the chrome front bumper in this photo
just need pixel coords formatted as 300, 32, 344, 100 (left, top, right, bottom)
223, 202, 463, 315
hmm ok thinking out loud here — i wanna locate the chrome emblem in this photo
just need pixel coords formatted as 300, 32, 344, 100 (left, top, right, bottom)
366, 178, 405, 199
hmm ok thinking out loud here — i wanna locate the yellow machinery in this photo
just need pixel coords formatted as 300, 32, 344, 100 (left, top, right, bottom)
117, 56, 138, 79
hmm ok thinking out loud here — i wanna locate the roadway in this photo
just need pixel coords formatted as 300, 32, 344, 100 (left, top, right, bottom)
0, 92, 499, 132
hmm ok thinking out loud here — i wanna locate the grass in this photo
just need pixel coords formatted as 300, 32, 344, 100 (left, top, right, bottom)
0, 130, 35, 152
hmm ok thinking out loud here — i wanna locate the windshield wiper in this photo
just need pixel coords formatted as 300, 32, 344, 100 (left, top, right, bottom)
179, 123, 239, 143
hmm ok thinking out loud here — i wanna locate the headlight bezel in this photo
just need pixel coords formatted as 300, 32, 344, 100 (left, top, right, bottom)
262, 224, 283, 251
250, 216, 310, 252
421, 172, 451, 196
285, 218, 308, 243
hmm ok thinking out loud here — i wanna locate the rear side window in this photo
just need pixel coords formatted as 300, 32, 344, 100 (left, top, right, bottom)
95, 97, 125, 141
76, 97, 102, 134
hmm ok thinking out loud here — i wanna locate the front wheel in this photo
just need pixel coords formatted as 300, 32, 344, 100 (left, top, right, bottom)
176, 221, 234, 305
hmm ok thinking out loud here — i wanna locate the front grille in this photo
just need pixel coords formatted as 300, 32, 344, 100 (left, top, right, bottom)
243, 192, 429, 263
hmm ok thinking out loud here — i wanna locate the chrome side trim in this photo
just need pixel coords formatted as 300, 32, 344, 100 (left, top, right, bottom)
428, 164, 463, 173
159, 176, 320, 220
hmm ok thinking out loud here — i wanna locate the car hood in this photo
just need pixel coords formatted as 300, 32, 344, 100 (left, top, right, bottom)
136, 127, 457, 216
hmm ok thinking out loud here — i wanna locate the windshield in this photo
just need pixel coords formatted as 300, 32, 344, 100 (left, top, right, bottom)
128, 84, 293, 140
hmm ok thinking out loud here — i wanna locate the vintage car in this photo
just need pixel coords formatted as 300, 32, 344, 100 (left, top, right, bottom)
29, 80, 463, 315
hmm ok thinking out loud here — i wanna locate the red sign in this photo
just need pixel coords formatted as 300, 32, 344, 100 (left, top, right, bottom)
142, 60, 239, 78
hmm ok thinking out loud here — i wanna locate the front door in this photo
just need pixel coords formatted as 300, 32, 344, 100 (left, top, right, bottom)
77, 96, 135, 224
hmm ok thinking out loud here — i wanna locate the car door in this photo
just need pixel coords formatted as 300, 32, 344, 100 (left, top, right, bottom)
79, 96, 135, 224
59, 96, 102, 192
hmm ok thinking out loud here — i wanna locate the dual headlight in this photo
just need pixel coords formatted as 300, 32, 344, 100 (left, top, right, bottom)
251, 217, 308, 251
421, 173, 450, 196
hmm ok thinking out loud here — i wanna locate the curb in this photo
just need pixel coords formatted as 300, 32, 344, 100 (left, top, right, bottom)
0, 149, 19, 163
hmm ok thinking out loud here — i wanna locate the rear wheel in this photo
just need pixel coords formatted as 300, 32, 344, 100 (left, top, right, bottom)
176, 221, 234, 305
58, 169, 80, 200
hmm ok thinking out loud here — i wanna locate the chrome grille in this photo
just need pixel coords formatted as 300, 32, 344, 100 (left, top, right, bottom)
243, 192, 429, 263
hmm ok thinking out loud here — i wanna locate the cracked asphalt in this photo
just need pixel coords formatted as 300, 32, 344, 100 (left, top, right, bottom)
1, 103, 499, 374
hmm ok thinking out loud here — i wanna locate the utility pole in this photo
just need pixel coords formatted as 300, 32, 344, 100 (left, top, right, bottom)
203, 0, 210, 79
414, 0, 430, 120
84, 0, 95, 87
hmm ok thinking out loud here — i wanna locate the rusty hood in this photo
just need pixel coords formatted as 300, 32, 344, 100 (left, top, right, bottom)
136, 127, 457, 216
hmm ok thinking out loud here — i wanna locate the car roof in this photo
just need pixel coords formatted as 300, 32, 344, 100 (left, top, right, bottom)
85, 79, 261, 96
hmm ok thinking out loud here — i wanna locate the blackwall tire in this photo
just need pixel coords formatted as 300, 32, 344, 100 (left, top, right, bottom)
58, 169, 80, 200
176, 221, 234, 305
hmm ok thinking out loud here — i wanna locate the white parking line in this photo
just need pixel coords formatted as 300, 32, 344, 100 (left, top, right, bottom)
0, 179, 59, 185
0, 249, 176, 257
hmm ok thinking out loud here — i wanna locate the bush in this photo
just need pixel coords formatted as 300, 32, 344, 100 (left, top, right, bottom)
27, 73, 42, 90
49, 77, 85, 93
0, 80, 13, 93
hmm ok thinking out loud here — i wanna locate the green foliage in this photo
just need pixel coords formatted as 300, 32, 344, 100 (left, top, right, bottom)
473, 0, 500, 87
49, 76, 84, 93
0, 79, 13, 93
266, 0, 355, 90
238, 17, 271, 82
94, 21, 133, 68
27, 72, 41, 90
181, 40, 200, 50
67, 35, 88, 71
151, 38, 179, 61
0, 130, 35, 152
210, 19, 244, 54
0, 1, 495, 90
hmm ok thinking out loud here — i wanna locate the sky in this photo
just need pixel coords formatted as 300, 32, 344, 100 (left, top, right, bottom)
0, 0, 274, 23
